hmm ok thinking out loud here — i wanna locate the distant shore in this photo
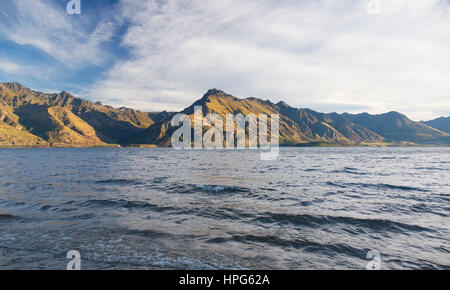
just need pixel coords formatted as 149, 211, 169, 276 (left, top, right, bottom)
0, 142, 447, 149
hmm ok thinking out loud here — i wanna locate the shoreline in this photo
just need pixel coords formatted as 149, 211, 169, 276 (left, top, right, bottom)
0, 143, 448, 149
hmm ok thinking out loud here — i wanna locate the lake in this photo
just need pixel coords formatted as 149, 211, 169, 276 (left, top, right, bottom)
0, 147, 449, 269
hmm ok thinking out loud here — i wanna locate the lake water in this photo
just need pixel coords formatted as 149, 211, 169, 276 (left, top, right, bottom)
0, 147, 449, 269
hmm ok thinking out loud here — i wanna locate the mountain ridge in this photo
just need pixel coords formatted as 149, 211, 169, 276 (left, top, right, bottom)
0, 82, 449, 147
422, 116, 450, 134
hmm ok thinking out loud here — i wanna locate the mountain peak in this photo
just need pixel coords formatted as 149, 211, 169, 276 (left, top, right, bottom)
1, 82, 28, 91
58, 90, 74, 98
384, 111, 403, 116
202, 89, 231, 99
276, 101, 290, 107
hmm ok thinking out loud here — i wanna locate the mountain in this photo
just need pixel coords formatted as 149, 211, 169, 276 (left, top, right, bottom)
422, 117, 450, 134
132, 89, 449, 146
0, 82, 155, 147
340, 112, 450, 145
131, 89, 382, 146
1, 83, 449, 147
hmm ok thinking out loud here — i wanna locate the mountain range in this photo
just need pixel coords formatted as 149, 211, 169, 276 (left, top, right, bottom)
0, 82, 449, 147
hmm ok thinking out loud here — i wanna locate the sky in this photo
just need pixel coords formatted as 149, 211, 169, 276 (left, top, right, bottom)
0, 0, 449, 121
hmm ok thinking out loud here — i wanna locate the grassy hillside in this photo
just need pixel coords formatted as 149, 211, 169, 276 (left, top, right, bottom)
0, 122, 48, 147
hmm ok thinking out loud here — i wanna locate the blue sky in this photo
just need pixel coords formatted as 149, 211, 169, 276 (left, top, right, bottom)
0, 0, 126, 93
0, 0, 449, 120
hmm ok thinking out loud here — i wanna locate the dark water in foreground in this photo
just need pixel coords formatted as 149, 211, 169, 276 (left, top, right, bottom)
0, 147, 448, 270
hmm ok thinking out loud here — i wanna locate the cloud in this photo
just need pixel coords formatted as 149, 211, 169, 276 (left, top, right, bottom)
86, 0, 450, 121
0, 59, 22, 73
1, 0, 449, 121
0, 0, 118, 68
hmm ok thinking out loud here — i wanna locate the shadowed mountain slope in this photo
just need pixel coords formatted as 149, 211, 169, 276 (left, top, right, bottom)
422, 117, 450, 134
341, 112, 450, 144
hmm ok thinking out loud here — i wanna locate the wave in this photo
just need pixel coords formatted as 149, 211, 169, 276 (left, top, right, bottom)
206, 234, 367, 258
0, 200, 27, 208
326, 181, 429, 192
0, 213, 25, 223
161, 183, 251, 195
414, 167, 447, 171
383, 257, 450, 270
177, 206, 254, 222
330, 167, 367, 175
254, 212, 432, 234
95, 179, 144, 186
410, 203, 449, 217
151, 177, 168, 184
124, 229, 171, 239
80, 199, 175, 212
371, 183, 430, 192
194, 184, 250, 193
326, 181, 347, 188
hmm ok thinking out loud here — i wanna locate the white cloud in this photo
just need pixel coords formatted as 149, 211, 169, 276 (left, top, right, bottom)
87, 0, 450, 120
0, 59, 22, 73
0, 58, 51, 78
0, 0, 117, 68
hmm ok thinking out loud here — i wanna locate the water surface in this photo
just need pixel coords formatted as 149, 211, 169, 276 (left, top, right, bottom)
0, 147, 449, 269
